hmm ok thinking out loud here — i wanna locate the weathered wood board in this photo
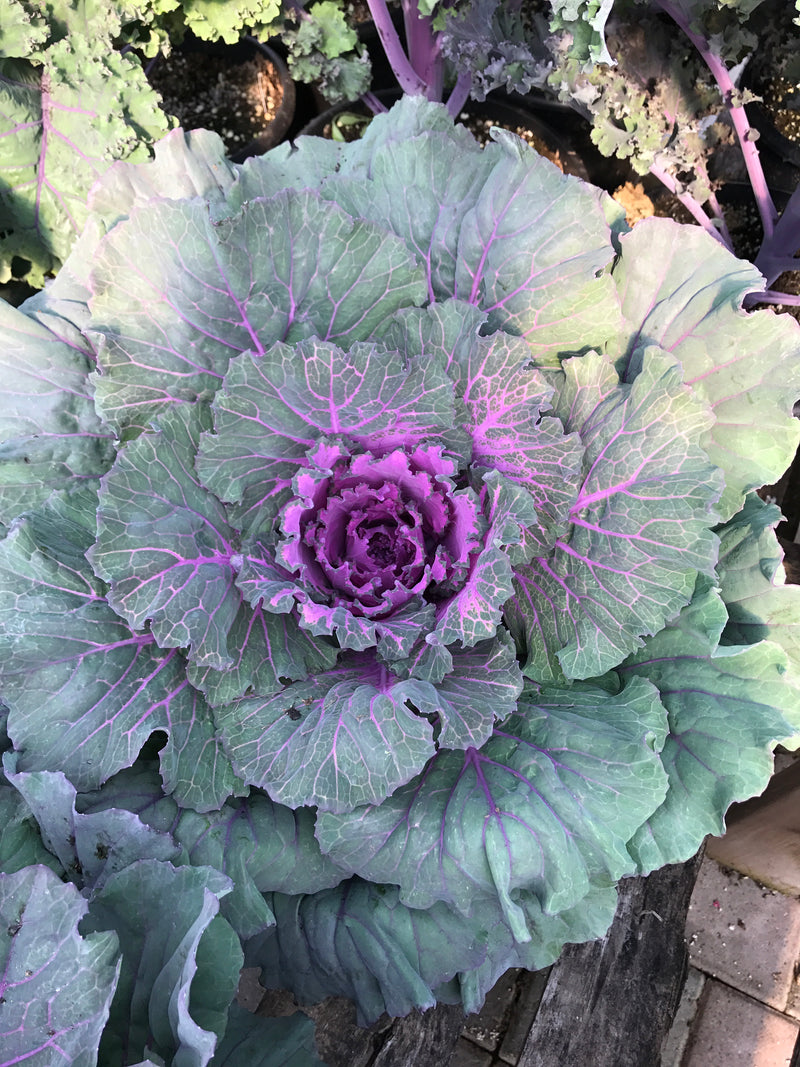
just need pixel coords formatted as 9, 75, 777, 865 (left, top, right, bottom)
517, 851, 704, 1067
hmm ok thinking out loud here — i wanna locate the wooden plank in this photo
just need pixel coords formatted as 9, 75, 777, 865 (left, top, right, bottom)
706, 757, 800, 894
516, 850, 704, 1067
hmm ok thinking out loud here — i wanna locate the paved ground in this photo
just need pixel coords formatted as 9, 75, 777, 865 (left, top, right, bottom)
451, 854, 800, 1067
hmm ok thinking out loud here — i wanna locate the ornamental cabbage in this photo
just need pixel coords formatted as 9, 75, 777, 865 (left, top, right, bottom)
2, 96, 800, 1059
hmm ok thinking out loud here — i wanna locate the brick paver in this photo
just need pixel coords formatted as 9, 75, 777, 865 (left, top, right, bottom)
686, 857, 800, 1011
682, 979, 799, 1067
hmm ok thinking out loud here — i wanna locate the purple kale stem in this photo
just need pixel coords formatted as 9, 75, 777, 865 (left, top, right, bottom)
755, 183, 800, 286
655, 0, 778, 241
743, 289, 800, 308
649, 162, 730, 248
446, 71, 472, 119
402, 0, 443, 99
366, 0, 428, 96
361, 90, 389, 114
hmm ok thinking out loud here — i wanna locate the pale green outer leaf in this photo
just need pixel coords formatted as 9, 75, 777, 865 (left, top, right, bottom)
454, 134, 623, 361
332, 96, 482, 182
89, 126, 238, 232
0, 290, 114, 526
447, 884, 618, 1016
506, 348, 722, 682
253, 876, 616, 1025
0, 41, 171, 284
215, 667, 437, 813
225, 136, 344, 211
34, 126, 235, 333
3, 759, 182, 891
612, 217, 800, 517
88, 191, 426, 434
186, 600, 339, 707
252, 879, 488, 1024
82, 860, 241, 1067
195, 337, 454, 518
0, 866, 120, 1065
620, 584, 799, 870
717, 494, 800, 672
382, 301, 584, 550
316, 675, 667, 941
79, 761, 347, 939
89, 405, 241, 670
157, 682, 248, 812
0, 502, 240, 811
0, 779, 63, 876
210, 1004, 325, 1067
320, 130, 494, 301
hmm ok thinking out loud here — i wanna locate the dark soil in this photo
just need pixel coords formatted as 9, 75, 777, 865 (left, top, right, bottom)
149, 49, 285, 156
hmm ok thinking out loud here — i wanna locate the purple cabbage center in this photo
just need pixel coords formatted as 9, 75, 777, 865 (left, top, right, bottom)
278, 446, 480, 618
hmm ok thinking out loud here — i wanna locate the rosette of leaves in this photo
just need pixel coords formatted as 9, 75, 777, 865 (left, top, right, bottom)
2, 97, 800, 1051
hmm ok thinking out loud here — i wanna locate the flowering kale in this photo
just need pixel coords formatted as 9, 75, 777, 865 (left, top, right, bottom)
2, 97, 800, 1059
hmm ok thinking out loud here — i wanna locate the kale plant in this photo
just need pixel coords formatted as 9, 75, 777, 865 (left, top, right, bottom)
2, 96, 800, 1060
0, 0, 298, 288
439, 0, 800, 307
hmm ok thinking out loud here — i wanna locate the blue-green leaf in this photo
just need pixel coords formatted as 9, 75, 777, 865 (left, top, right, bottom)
621, 582, 800, 869
0, 866, 120, 1065
82, 860, 240, 1067
316, 675, 667, 940
215, 657, 437, 812
506, 347, 722, 682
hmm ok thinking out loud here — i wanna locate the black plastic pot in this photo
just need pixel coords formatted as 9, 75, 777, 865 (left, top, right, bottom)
296, 88, 634, 191
148, 33, 296, 162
